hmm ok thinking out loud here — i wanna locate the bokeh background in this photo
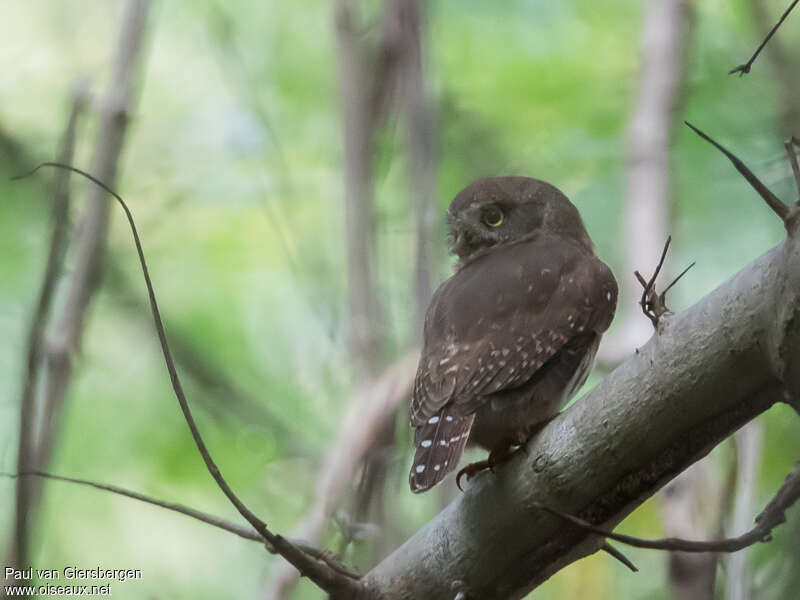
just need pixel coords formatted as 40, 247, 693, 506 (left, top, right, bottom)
2, 0, 800, 598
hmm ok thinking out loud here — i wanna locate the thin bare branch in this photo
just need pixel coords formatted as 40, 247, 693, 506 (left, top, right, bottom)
600, 542, 639, 573
661, 261, 696, 297
0, 471, 360, 580
633, 236, 695, 328
641, 235, 671, 313
14, 163, 362, 596
685, 121, 792, 221
730, 0, 800, 75
531, 460, 800, 553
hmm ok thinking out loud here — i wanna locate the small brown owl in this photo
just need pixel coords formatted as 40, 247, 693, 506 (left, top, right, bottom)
409, 176, 617, 493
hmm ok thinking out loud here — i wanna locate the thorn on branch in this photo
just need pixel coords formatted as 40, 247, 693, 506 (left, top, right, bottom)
531, 459, 800, 554
729, 0, 800, 76
634, 236, 695, 328
685, 122, 796, 225
600, 542, 638, 572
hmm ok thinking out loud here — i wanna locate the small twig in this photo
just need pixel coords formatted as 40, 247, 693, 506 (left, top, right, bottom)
531, 460, 800, 554
13, 163, 362, 596
600, 542, 638, 572
685, 121, 792, 221
641, 235, 671, 313
729, 0, 800, 75
661, 261, 696, 298
785, 139, 800, 204
633, 236, 694, 328
0, 471, 360, 580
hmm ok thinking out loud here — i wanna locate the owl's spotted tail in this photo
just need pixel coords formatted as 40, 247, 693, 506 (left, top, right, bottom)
409, 410, 474, 493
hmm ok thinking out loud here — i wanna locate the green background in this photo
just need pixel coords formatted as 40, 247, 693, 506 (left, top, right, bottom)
1, 1, 799, 598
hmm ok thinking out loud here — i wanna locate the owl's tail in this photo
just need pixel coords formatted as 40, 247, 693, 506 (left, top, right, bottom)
409, 410, 474, 493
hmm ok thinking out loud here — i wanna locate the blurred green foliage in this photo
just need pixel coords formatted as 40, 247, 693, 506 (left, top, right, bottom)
2, 0, 800, 598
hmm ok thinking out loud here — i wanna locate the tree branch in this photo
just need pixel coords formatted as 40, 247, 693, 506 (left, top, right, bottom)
361, 215, 800, 597
533, 457, 798, 555
15, 164, 363, 597
684, 122, 794, 222
730, 0, 800, 76
0, 470, 360, 580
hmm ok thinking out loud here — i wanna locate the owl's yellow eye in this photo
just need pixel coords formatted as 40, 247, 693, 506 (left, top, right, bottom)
482, 206, 504, 227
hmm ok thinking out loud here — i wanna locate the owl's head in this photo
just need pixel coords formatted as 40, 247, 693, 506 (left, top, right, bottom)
447, 176, 593, 262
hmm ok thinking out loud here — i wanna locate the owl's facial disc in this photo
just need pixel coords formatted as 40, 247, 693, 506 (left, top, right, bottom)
449, 202, 507, 259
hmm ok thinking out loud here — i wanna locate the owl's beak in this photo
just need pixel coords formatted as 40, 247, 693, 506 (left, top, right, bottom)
451, 231, 468, 257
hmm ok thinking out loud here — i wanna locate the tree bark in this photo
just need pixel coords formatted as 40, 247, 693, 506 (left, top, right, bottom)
360, 218, 800, 599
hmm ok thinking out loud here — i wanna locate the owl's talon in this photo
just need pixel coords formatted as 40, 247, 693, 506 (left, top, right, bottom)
456, 460, 491, 491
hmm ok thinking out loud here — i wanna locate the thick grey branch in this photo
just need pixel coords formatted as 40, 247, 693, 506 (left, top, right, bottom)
361, 225, 800, 599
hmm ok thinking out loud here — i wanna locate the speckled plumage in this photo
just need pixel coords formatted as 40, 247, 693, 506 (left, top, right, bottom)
409, 176, 617, 493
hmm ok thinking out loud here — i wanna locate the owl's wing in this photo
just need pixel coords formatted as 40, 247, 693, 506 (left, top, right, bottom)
409, 237, 616, 492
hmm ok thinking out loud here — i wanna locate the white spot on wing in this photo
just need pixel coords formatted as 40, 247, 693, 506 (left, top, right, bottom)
428, 416, 440, 424
445, 415, 453, 421
434, 464, 441, 471
415, 465, 425, 473
421, 440, 432, 448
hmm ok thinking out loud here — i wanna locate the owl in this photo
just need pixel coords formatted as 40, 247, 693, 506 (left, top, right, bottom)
409, 176, 617, 493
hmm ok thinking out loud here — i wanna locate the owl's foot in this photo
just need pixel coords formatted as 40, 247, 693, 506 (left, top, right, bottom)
456, 446, 517, 491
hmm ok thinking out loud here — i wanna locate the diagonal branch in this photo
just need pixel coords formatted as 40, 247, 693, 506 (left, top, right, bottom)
14, 163, 362, 597
0, 471, 360, 580
730, 0, 800, 75
532, 458, 799, 554
685, 121, 793, 222
360, 219, 800, 597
